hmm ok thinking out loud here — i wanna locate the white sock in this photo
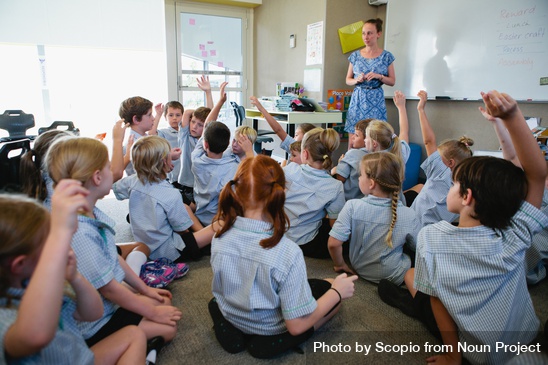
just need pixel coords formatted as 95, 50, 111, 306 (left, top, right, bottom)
126, 251, 147, 275
146, 349, 157, 365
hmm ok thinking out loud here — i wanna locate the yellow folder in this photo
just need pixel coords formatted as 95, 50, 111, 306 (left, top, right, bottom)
338, 21, 364, 54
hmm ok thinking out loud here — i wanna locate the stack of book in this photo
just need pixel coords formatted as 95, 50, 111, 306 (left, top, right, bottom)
275, 95, 295, 112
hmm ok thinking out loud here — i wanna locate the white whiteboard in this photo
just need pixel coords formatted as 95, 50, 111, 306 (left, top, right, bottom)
384, 0, 548, 101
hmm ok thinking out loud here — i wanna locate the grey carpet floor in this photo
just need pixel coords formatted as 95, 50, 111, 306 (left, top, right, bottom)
97, 198, 548, 364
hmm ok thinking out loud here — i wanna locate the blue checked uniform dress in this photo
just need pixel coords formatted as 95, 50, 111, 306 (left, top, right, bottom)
336, 147, 367, 200
71, 208, 126, 339
280, 135, 296, 155
211, 217, 317, 335
0, 288, 94, 364
157, 126, 181, 183
191, 136, 239, 226
329, 195, 419, 285
345, 50, 395, 133
525, 188, 548, 284
414, 201, 548, 365
113, 175, 194, 261
177, 123, 198, 188
123, 129, 145, 176
411, 151, 459, 226
283, 163, 345, 245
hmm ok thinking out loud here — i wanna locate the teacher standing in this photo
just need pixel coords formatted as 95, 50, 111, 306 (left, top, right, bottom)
345, 18, 395, 148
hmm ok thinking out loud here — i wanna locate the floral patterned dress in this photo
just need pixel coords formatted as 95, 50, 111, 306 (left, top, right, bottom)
345, 49, 395, 133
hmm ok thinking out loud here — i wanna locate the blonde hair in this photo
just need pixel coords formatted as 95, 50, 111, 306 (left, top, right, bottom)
0, 194, 50, 301
360, 152, 404, 248
366, 120, 402, 158
46, 137, 108, 186
438, 136, 474, 165
132, 135, 171, 184
234, 126, 258, 144
301, 127, 340, 170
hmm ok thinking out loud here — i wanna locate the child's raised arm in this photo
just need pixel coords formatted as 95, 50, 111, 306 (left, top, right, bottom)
416, 90, 437, 156
479, 106, 521, 168
197, 75, 214, 109
111, 120, 128, 182
181, 109, 194, 129
481, 90, 547, 208
4, 180, 89, 358
205, 82, 228, 127
393, 91, 409, 144
148, 103, 165, 136
236, 134, 255, 159
249, 96, 289, 141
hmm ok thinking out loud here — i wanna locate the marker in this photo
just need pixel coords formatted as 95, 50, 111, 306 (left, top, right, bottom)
435, 96, 451, 100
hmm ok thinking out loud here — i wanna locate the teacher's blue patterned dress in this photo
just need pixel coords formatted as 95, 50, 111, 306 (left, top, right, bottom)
345, 49, 395, 133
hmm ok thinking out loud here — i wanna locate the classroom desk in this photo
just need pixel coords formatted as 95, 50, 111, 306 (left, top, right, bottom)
245, 109, 342, 136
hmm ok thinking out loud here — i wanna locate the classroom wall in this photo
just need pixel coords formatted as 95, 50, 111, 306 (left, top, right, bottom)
255, 1, 548, 161
253, 0, 378, 160
253, 0, 326, 102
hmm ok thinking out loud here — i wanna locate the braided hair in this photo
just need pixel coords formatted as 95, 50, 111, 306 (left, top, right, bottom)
360, 152, 404, 248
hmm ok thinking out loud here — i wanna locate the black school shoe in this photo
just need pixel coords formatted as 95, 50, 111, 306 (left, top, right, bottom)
378, 279, 417, 318
146, 336, 165, 365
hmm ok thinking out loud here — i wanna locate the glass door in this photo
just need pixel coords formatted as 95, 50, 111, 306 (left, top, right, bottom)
176, 2, 249, 122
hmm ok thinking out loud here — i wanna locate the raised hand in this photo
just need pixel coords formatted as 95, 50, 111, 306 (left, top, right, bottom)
393, 90, 406, 109
50, 179, 90, 235
197, 75, 211, 92
154, 103, 164, 118
417, 90, 428, 111
480, 90, 519, 120
112, 119, 128, 144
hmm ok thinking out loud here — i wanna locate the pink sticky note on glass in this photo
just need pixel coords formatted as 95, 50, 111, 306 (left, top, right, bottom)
201, 51, 208, 57
199, 44, 205, 50
189, 19, 195, 25
210, 50, 216, 56
218, 61, 224, 67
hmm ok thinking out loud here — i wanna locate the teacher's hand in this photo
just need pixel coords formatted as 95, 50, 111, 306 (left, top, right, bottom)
355, 73, 366, 84
365, 72, 382, 82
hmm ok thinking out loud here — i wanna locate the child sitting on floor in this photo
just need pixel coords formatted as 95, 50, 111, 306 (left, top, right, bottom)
176, 76, 214, 207
149, 100, 185, 184
378, 90, 548, 365
405, 90, 473, 226
329, 152, 419, 284
192, 82, 253, 226
332, 118, 371, 200
283, 127, 345, 259
226, 125, 257, 162
113, 135, 214, 263
46, 136, 183, 349
209, 155, 358, 358
0, 180, 146, 364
